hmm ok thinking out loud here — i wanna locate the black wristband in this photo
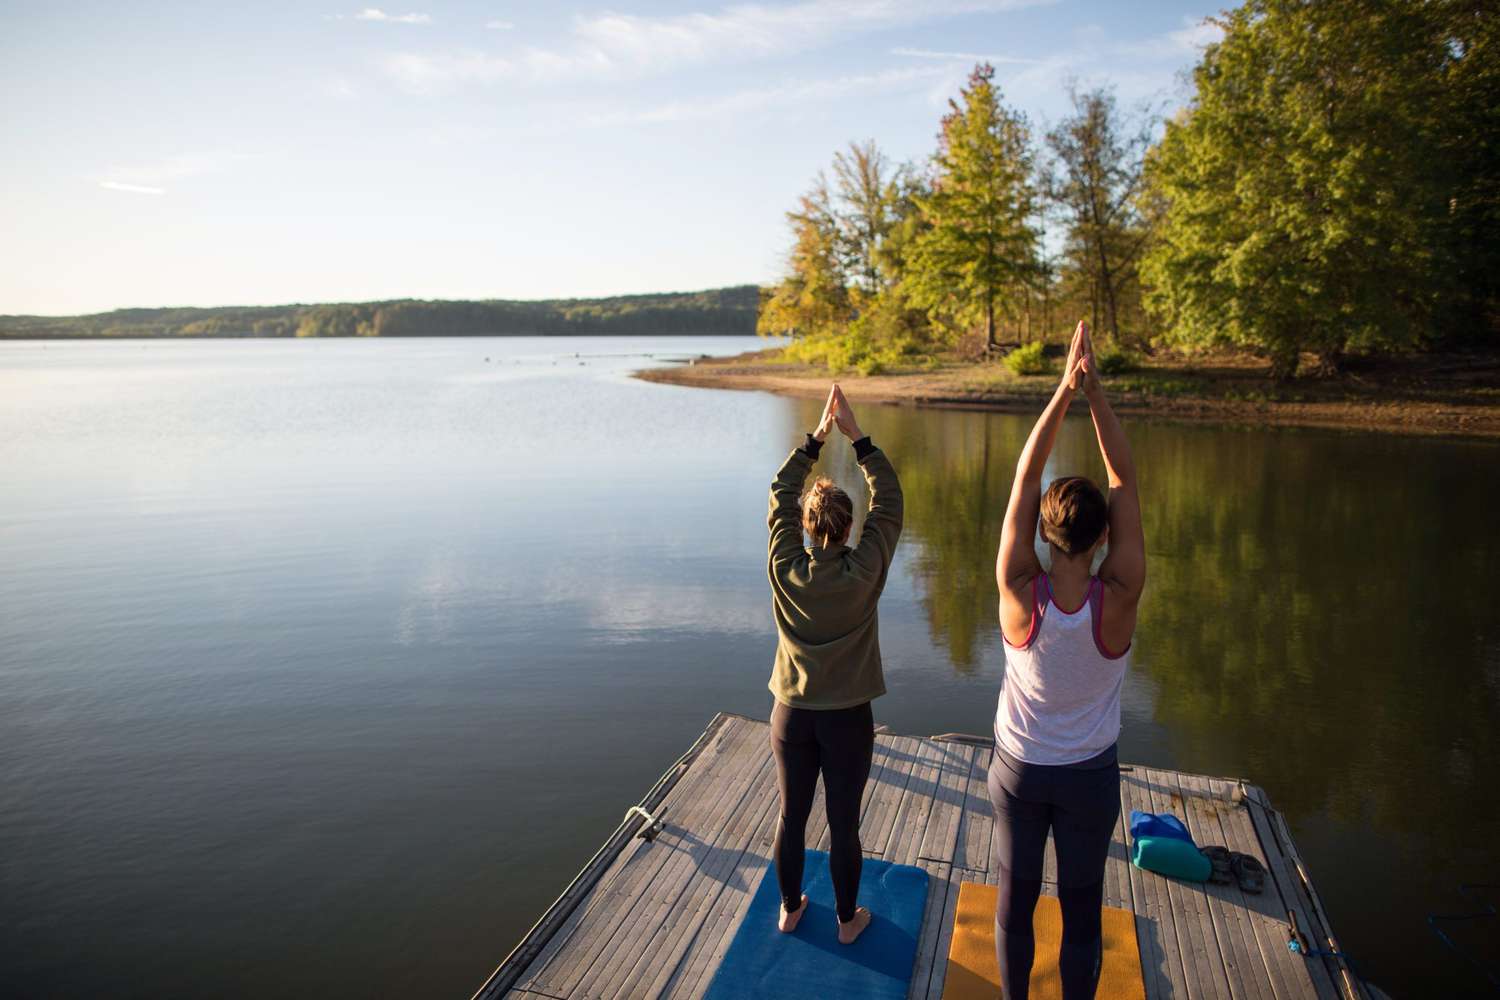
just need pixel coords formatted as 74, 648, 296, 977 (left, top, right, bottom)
853, 436, 876, 460
802, 433, 824, 458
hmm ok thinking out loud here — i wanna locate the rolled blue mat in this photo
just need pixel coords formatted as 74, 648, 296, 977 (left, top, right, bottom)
702, 849, 930, 1000
1129, 809, 1194, 843
1128, 810, 1211, 882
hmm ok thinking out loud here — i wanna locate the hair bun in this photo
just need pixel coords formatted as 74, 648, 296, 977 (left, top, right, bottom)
802, 477, 854, 545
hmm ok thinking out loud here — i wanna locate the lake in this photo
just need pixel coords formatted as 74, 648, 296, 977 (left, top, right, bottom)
2, 336, 1497, 998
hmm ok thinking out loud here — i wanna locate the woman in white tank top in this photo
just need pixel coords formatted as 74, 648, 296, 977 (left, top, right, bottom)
989, 321, 1146, 999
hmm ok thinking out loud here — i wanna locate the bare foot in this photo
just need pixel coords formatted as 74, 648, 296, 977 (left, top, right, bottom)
778, 894, 808, 933
837, 906, 871, 945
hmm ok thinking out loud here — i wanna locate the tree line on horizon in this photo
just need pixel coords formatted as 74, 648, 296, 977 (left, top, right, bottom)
758, 0, 1498, 378
0, 286, 759, 340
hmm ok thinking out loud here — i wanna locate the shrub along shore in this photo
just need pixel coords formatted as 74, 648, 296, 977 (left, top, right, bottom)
635, 346, 1500, 440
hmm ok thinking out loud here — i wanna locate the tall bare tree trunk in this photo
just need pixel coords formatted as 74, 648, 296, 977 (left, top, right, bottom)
985, 289, 996, 352
1096, 240, 1120, 340
1042, 279, 1051, 342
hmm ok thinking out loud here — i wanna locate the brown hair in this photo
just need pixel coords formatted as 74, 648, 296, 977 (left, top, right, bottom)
802, 477, 854, 546
1039, 476, 1108, 556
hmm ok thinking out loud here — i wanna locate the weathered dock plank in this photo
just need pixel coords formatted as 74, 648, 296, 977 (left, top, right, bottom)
1144, 767, 1234, 1000
657, 787, 783, 999
474, 714, 1363, 1000
918, 863, 964, 1000
951, 743, 993, 873
522, 718, 767, 997
1240, 784, 1346, 1000
916, 741, 973, 866
907, 860, 954, 1000
1122, 768, 1188, 1000
1105, 781, 1135, 911
487, 714, 732, 999
886, 738, 949, 865
595, 732, 780, 999
1175, 770, 1276, 1000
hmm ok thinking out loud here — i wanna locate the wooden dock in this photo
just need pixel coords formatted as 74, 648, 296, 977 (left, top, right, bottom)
472, 713, 1367, 1000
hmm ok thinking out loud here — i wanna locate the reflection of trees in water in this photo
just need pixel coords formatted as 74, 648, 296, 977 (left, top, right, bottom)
784, 399, 1028, 672
880, 411, 1028, 672
1126, 425, 1500, 852
852, 399, 1500, 850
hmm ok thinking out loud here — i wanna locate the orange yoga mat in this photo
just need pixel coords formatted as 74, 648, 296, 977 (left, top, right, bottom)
941, 882, 1146, 1000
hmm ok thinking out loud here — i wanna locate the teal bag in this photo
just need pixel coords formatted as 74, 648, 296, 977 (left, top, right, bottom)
1131, 834, 1212, 882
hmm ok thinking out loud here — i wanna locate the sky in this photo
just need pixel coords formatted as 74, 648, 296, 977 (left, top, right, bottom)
0, 1, 1224, 316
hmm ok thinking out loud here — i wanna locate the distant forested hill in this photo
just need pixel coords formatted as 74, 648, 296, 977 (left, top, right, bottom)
0, 286, 759, 339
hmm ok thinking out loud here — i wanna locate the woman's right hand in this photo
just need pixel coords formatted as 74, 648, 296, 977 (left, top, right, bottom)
1063, 320, 1089, 391
832, 384, 863, 440
814, 384, 839, 441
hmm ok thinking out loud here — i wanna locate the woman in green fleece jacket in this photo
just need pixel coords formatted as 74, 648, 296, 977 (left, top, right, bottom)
766, 383, 903, 945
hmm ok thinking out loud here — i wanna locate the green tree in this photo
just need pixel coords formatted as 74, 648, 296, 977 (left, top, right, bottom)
1140, 0, 1482, 376
904, 64, 1039, 352
1045, 85, 1153, 345
757, 174, 852, 338
760, 143, 940, 369
1429, 0, 1500, 338
830, 140, 900, 299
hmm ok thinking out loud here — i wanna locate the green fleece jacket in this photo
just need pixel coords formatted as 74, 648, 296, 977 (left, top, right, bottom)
767, 436, 903, 709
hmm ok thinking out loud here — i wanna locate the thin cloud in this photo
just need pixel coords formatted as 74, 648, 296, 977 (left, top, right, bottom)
993, 18, 1219, 118
1115, 16, 1225, 59
93, 151, 252, 197
1166, 17, 1224, 50
571, 0, 1055, 66
381, 51, 515, 91
103, 152, 243, 184
320, 76, 359, 100
338, 8, 430, 24
589, 66, 948, 125
381, 0, 1056, 92
890, 46, 1039, 65
484, 19, 514, 30
99, 181, 165, 195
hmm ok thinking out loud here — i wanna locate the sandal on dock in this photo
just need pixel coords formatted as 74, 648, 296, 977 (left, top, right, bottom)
1231, 852, 1266, 894
1200, 846, 1234, 885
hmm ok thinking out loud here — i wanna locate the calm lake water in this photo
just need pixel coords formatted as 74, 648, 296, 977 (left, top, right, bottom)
2, 337, 1497, 999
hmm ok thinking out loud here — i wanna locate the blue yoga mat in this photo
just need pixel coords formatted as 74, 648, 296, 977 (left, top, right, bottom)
702, 850, 930, 1000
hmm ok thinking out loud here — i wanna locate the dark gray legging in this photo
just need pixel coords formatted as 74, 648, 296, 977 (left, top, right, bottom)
770, 700, 874, 923
987, 743, 1120, 1000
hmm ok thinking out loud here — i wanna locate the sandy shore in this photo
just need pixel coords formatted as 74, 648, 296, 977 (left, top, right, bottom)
635, 348, 1500, 439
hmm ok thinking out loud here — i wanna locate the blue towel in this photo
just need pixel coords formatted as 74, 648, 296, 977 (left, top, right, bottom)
1128, 809, 1194, 843
1128, 809, 1211, 881
702, 850, 929, 1000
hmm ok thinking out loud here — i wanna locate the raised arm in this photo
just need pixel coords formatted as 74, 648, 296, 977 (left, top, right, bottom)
997, 323, 1089, 644
769, 386, 839, 567
1084, 360, 1145, 602
833, 387, 902, 573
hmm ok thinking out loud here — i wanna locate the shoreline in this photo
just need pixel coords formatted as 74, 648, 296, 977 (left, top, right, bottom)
636, 348, 1500, 440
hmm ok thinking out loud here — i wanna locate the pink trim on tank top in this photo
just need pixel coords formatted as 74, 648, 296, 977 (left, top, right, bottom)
1004, 573, 1131, 656
1001, 574, 1044, 650
1088, 577, 1131, 660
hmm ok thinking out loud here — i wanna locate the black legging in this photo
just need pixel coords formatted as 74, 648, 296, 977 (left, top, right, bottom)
770, 700, 875, 923
986, 743, 1120, 999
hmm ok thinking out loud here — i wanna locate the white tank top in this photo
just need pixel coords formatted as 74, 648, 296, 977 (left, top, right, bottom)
994, 573, 1131, 765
